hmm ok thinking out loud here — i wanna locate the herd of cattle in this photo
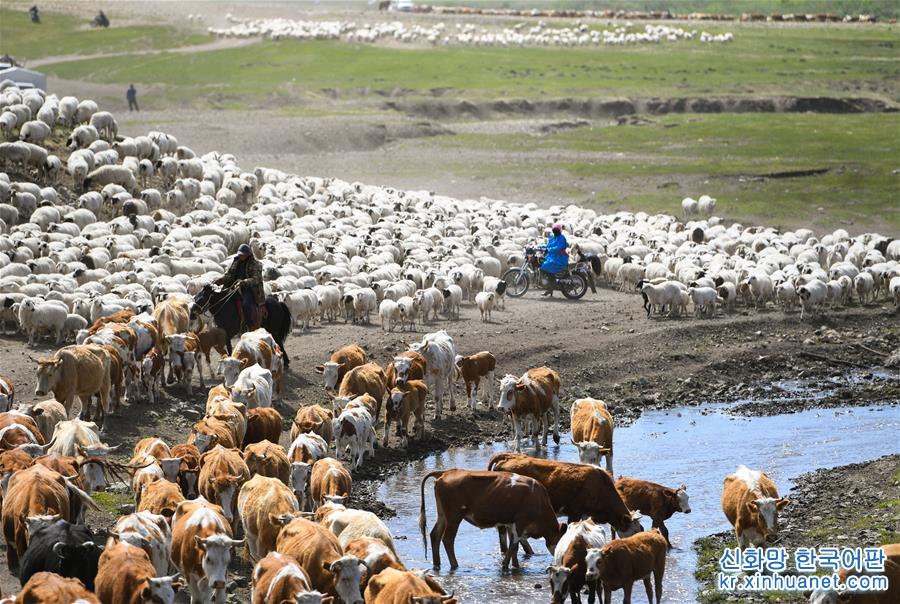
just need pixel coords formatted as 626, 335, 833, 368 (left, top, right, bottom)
210, 16, 734, 47
0, 83, 898, 603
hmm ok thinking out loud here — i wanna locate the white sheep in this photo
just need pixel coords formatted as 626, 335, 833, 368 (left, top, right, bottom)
18, 120, 51, 145
379, 298, 401, 332
854, 272, 875, 304
475, 291, 495, 322
83, 165, 137, 192
797, 279, 828, 320
689, 286, 720, 318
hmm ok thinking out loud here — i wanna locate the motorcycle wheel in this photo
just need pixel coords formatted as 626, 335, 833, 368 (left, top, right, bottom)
561, 273, 588, 300
501, 268, 530, 298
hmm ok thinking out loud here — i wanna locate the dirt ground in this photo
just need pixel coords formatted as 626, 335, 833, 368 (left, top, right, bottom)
0, 279, 897, 599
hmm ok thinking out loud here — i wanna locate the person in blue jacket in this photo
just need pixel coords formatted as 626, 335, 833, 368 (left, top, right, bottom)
540, 222, 568, 296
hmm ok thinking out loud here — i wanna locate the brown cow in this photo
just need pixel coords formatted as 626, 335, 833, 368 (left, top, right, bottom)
420, 468, 564, 570
315, 343, 367, 390
384, 380, 427, 448
89, 309, 135, 329
190, 415, 239, 451
34, 344, 112, 429
275, 516, 366, 603
153, 296, 190, 357
0, 375, 13, 412
585, 528, 667, 604
170, 443, 201, 499
17, 571, 100, 603
199, 445, 250, 528
133, 436, 172, 461
338, 362, 387, 424
385, 351, 426, 389
290, 404, 334, 443
238, 474, 300, 562
310, 457, 351, 509
205, 394, 248, 445
138, 478, 185, 519
0, 448, 33, 495
487, 453, 642, 535
497, 367, 561, 452
243, 439, 290, 484
250, 551, 326, 604
95, 540, 182, 604
244, 407, 282, 449
570, 398, 614, 473
365, 568, 455, 604
722, 465, 788, 549
454, 351, 495, 410
344, 536, 405, 588
616, 477, 691, 547
197, 325, 228, 381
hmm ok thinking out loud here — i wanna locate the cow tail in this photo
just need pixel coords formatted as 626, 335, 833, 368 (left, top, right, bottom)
419, 470, 445, 555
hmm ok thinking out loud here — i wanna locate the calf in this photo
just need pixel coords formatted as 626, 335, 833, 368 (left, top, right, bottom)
419, 468, 564, 570
275, 516, 366, 604
384, 380, 427, 448
199, 445, 250, 528
244, 407, 282, 448
310, 457, 352, 510
547, 518, 609, 604
570, 398, 614, 473
244, 439, 290, 483
239, 474, 300, 562
165, 332, 204, 395
251, 551, 325, 604
365, 568, 455, 604
139, 347, 165, 404
231, 363, 274, 409
333, 406, 376, 470
722, 465, 789, 549
197, 325, 228, 380
616, 477, 690, 547
385, 351, 427, 389
170, 443, 201, 499
291, 404, 334, 443
315, 343, 367, 391
497, 367, 561, 452
17, 571, 99, 603
171, 497, 244, 604
18, 519, 102, 591
337, 362, 387, 426
454, 351, 495, 410
95, 540, 182, 604
585, 528, 667, 604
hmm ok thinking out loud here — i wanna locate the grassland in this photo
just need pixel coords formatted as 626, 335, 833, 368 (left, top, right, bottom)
36, 23, 900, 105
0, 8, 207, 61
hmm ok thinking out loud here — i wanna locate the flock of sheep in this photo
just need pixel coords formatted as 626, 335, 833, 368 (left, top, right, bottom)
0, 81, 898, 353
210, 16, 734, 47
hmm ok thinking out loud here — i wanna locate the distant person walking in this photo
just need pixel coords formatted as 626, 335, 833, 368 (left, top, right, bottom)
127, 84, 139, 111
29, 5, 40, 23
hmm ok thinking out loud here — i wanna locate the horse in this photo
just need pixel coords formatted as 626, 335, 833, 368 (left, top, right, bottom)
192, 284, 292, 368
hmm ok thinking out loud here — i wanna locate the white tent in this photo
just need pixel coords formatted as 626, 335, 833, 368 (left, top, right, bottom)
0, 66, 47, 90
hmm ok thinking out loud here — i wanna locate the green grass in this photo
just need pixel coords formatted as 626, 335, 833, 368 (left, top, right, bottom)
435, 113, 900, 232
0, 8, 207, 61
37, 22, 900, 104
91, 491, 131, 516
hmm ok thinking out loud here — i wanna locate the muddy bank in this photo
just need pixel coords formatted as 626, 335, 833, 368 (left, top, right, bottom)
385, 95, 898, 120
694, 454, 900, 603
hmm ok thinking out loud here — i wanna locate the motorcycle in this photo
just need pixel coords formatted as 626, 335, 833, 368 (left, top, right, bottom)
501, 246, 589, 300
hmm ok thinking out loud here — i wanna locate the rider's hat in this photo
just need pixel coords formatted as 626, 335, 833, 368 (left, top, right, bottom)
237, 243, 252, 257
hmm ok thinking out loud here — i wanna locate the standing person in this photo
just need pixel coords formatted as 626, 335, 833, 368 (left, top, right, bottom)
126, 84, 138, 111
540, 223, 568, 296
215, 243, 266, 330
29, 5, 40, 23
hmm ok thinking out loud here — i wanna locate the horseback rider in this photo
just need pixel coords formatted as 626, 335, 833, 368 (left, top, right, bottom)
540, 222, 568, 297
215, 243, 266, 329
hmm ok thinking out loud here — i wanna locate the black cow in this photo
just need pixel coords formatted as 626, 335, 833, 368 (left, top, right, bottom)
18, 519, 102, 590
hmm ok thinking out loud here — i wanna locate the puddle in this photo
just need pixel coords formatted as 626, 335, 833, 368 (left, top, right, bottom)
377, 403, 900, 603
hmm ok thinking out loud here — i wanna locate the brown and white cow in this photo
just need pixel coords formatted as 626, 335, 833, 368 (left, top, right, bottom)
570, 398, 614, 473
199, 445, 250, 527
251, 551, 329, 604
547, 518, 610, 604
316, 344, 367, 391
243, 439, 290, 484
165, 332, 204, 395
138, 347, 165, 404
419, 468, 564, 570
239, 474, 300, 562
291, 405, 334, 443
110, 510, 173, 577
95, 540, 182, 604
585, 528, 668, 604
497, 367, 560, 452
221, 329, 285, 396
365, 568, 456, 604
722, 465, 789, 549
487, 453, 643, 535
34, 344, 112, 429
275, 516, 367, 604
138, 478, 185, 520
310, 457, 352, 510
190, 416, 239, 452
385, 351, 427, 390
133, 436, 172, 461
153, 296, 190, 357
244, 407, 282, 449
16, 571, 100, 603
171, 497, 243, 604
384, 380, 427, 448
206, 394, 248, 446
130, 451, 164, 510
344, 537, 405, 587
170, 443, 201, 499
616, 477, 690, 547
454, 351, 495, 410
337, 362, 387, 425
0, 375, 13, 412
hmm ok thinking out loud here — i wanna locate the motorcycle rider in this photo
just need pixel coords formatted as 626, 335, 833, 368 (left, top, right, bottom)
540, 222, 568, 296
215, 243, 266, 329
